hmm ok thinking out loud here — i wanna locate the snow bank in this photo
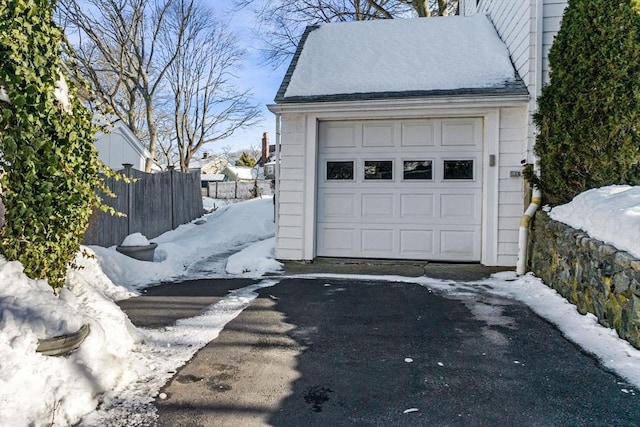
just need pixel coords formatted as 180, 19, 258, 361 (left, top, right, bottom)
549, 185, 640, 259
0, 255, 139, 426
225, 237, 283, 276
0, 197, 281, 425
91, 197, 276, 291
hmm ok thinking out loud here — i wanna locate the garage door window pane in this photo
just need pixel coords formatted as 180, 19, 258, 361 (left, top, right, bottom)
403, 160, 433, 180
327, 161, 354, 180
364, 160, 393, 180
443, 160, 474, 180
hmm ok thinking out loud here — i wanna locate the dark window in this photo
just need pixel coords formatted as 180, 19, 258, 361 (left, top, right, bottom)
364, 160, 393, 180
403, 160, 433, 180
327, 161, 354, 180
443, 160, 474, 180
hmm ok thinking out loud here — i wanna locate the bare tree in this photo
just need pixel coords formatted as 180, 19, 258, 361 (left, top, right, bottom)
163, 2, 261, 172
59, 0, 189, 172
59, 0, 259, 172
237, 0, 458, 66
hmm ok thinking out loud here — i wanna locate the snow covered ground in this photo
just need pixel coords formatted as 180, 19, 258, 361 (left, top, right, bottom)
1, 191, 640, 426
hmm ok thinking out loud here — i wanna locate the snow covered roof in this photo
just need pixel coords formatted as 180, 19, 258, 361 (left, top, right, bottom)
223, 165, 254, 181
276, 14, 527, 103
201, 173, 226, 182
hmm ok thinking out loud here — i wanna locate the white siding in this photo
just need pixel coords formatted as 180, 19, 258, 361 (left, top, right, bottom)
275, 113, 306, 260
94, 127, 147, 171
497, 107, 527, 265
462, 0, 568, 163
459, 0, 477, 16
462, 0, 536, 160
463, 0, 532, 88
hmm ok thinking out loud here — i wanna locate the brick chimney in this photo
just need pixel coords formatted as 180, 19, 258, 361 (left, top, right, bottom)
261, 132, 269, 165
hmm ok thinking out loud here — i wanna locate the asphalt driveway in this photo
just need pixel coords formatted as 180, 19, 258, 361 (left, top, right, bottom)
120, 274, 640, 426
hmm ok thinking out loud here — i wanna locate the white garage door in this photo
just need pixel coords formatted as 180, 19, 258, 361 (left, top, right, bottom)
317, 118, 483, 261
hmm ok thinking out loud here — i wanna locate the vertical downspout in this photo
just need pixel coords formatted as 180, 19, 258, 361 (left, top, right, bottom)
516, 0, 545, 275
516, 187, 541, 275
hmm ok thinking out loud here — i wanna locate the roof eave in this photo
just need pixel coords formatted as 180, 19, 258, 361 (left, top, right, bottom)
274, 25, 320, 102
268, 84, 529, 114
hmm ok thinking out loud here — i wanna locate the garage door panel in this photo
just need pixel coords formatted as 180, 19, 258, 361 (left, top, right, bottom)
440, 230, 478, 257
362, 194, 394, 217
441, 120, 478, 146
440, 194, 478, 221
318, 226, 356, 253
361, 228, 394, 253
401, 121, 436, 147
400, 194, 435, 219
363, 122, 394, 147
320, 122, 359, 148
400, 229, 435, 256
321, 193, 357, 218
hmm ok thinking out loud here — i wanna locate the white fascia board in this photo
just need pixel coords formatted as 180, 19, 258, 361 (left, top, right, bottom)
267, 93, 529, 115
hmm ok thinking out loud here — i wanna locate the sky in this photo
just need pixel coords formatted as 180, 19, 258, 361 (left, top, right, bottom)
2, 189, 640, 425
207, 2, 287, 154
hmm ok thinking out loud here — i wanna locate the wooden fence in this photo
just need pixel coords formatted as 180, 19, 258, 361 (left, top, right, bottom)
203, 180, 274, 199
83, 166, 203, 247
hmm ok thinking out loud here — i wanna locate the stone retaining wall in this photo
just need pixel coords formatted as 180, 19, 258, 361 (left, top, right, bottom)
530, 211, 640, 349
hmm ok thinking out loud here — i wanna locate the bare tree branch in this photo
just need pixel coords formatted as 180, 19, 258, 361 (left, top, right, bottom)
235, 0, 458, 67
59, 0, 259, 172
163, 1, 261, 171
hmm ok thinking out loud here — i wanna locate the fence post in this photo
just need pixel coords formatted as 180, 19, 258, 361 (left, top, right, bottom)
123, 163, 133, 237
168, 166, 176, 229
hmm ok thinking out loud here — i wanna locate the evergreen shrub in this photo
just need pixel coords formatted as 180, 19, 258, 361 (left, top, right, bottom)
531, 0, 640, 205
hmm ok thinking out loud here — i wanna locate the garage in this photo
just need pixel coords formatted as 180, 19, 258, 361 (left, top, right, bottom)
268, 15, 530, 266
316, 118, 483, 261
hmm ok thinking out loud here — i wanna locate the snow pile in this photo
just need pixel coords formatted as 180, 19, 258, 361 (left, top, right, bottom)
284, 14, 517, 98
91, 196, 278, 290
549, 185, 640, 259
120, 232, 151, 246
226, 237, 282, 276
0, 256, 139, 426
0, 197, 281, 426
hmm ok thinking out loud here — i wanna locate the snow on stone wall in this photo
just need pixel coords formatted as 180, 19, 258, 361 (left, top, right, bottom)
531, 211, 640, 349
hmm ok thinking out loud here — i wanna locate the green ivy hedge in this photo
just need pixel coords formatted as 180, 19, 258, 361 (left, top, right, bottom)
531, 0, 640, 206
0, 0, 104, 289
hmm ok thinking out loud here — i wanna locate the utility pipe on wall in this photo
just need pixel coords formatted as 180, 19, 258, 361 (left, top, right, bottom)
515, 0, 545, 276
516, 187, 542, 275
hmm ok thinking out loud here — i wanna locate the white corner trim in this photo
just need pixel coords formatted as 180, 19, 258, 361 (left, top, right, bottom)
303, 115, 317, 260
481, 110, 500, 266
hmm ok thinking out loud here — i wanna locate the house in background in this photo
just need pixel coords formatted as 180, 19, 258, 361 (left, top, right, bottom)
257, 132, 278, 180
190, 153, 231, 192
190, 152, 230, 175
222, 165, 255, 182
268, 1, 567, 267
94, 120, 150, 171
